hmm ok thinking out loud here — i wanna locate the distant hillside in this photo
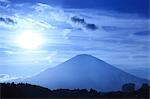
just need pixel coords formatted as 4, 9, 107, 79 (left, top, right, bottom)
24, 54, 148, 91
1, 83, 149, 98
1, 83, 51, 98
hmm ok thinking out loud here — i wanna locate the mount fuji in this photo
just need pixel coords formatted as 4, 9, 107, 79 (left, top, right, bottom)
22, 54, 148, 91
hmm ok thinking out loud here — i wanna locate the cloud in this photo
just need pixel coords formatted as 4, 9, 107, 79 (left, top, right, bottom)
71, 16, 98, 31
85, 23, 98, 30
0, 0, 10, 7
0, 74, 8, 78
102, 26, 123, 32
132, 55, 149, 59
0, 74, 19, 82
0, 0, 10, 3
0, 17, 17, 25
71, 16, 86, 25
133, 31, 150, 36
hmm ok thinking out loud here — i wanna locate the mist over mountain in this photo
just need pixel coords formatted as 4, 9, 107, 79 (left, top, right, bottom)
21, 54, 148, 91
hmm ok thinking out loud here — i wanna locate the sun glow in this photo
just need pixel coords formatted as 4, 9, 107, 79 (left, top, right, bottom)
16, 30, 45, 50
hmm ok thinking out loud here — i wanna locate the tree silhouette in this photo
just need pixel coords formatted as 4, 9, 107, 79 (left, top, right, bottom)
0, 82, 149, 98
122, 83, 135, 93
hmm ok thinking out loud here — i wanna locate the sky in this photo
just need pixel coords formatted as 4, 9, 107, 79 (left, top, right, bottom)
0, 0, 150, 81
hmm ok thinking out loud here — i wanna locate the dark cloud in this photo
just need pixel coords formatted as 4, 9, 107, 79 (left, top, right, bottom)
0, 17, 17, 25
86, 23, 98, 30
133, 31, 150, 36
71, 16, 98, 31
71, 16, 86, 25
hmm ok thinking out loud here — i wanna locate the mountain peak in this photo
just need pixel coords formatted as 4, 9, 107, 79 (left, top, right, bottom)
75, 54, 95, 58
74, 54, 95, 59
70, 54, 104, 62
66, 54, 106, 67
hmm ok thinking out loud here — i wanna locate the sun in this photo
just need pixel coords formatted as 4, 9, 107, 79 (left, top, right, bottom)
16, 30, 44, 50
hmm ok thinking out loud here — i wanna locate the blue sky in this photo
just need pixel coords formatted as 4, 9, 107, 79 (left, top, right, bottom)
0, 0, 149, 81
10, 0, 149, 18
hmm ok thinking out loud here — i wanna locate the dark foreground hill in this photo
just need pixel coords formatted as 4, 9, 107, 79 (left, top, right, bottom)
1, 83, 149, 98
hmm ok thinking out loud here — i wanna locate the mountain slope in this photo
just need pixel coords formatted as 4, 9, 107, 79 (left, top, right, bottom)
25, 54, 148, 91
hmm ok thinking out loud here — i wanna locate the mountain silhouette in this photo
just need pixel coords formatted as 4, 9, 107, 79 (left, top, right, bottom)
21, 54, 148, 91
